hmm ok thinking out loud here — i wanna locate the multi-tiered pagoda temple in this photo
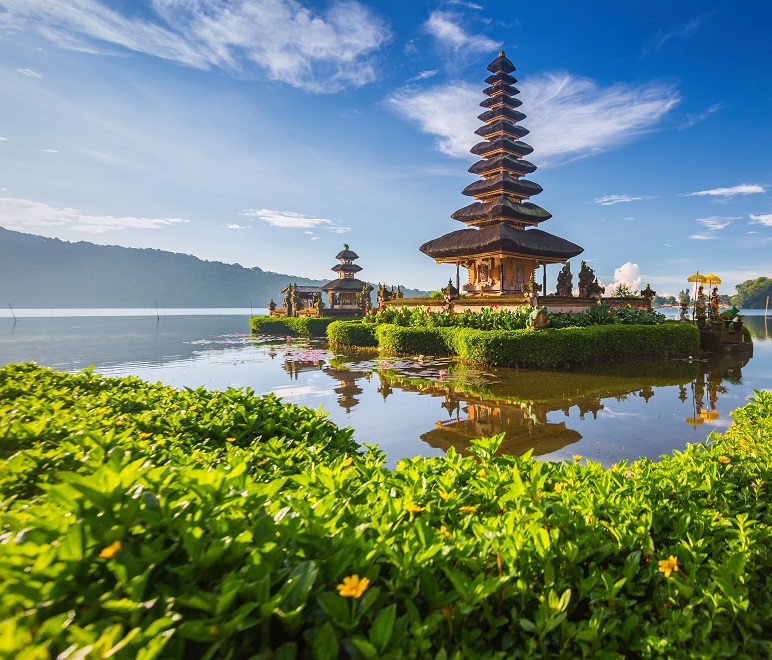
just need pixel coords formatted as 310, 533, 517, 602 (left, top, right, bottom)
420, 51, 583, 298
321, 244, 372, 310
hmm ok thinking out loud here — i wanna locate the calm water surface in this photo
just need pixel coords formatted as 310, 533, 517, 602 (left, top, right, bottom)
1, 310, 770, 467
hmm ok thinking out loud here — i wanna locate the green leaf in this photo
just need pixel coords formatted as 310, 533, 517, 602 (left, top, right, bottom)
368, 604, 396, 653
312, 622, 339, 660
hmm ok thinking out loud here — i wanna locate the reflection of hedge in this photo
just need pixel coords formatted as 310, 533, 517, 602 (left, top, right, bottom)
250, 316, 338, 337
329, 321, 700, 367
327, 320, 378, 347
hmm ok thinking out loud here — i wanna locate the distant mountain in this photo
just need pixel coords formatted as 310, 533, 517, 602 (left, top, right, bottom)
0, 227, 429, 308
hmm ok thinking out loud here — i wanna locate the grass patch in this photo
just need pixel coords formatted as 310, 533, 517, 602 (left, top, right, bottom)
2, 363, 772, 657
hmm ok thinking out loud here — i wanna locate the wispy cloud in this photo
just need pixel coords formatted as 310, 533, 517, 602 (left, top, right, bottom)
689, 233, 718, 240
680, 102, 723, 129
0, 197, 190, 233
387, 74, 679, 163
750, 213, 772, 227
2, 0, 391, 93
227, 224, 249, 230
407, 69, 439, 83
241, 208, 350, 233
593, 194, 653, 206
683, 184, 766, 200
15, 67, 43, 78
423, 10, 499, 54
41, 149, 59, 153
445, 0, 484, 9
696, 216, 739, 231
0, 137, 7, 142
643, 15, 707, 55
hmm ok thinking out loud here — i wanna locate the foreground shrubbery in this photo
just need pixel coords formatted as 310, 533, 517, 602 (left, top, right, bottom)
329, 321, 699, 367
2, 365, 772, 657
362, 304, 665, 331
249, 316, 338, 337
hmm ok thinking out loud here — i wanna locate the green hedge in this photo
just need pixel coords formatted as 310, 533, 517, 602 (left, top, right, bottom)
326, 320, 378, 348
331, 321, 700, 367
374, 325, 454, 356
3, 364, 772, 657
250, 315, 338, 337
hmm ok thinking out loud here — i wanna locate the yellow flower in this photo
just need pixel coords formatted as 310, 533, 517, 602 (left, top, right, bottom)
256, 458, 269, 466
188, 406, 197, 412
572, 454, 582, 462
554, 482, 564, 494
459, 505, 478, 513
226, 437, 236, 443
115, 420, 124, 426
341, 457, 353, 467
439, 525, 451, 539
336, 574, 370, 598
717, 455, 731, 464
658, 556, 678, 578
99, 540, 121, 559
477, 469, 486, 478
405, 503, 425, 514
439, 491, 451, 501
138, 432, 152, 439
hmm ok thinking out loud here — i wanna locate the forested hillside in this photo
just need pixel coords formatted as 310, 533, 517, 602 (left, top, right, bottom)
732, 277, 772, 309
0, 227, 426, 308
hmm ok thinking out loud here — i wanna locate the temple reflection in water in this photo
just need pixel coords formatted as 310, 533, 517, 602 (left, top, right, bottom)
277, 337, 751, 459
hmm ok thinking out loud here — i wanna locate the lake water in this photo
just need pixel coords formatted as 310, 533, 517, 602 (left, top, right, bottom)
1, 309, 770, 467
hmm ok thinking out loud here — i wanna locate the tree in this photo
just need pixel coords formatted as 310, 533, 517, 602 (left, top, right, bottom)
731, 277, 772, 308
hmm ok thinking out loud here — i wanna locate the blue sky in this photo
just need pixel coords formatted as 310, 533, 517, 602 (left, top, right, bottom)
1, 0, 771, 297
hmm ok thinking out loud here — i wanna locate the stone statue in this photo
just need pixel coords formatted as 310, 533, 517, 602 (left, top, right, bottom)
640, 284, 656, 302
710, 286, 719, 319
556, 262, 573, 297
267, 299, 277, 313
578, 261, 605, 300
527, 306, 549, 330
283, 283, 293, 317
441, 278, 459, 302
291, 284, 300, 316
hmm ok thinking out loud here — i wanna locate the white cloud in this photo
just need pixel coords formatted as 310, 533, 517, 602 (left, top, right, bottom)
593, 194, 652, 206
610, 262, 642, 294
227, 224, 249, 230
696, 216, 740, 231
41, 149, 59, 153
241, 208, 350, 233
750, 213, 772, 227
406, 69, 439, 83
2, 0, 391, 93
14, 67, 43, 78
423, 10, 499, 54
684, 184, 765, 199
446, 0, 484, 9
0, 137, 7, 142
387, 74, 679, 163
0, 197, 189, 233
689, 233, 718, 240
643, 15, 706, 55
681, 102, 723, 129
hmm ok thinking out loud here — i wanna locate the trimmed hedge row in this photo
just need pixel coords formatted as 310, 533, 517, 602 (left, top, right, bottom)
250, 315, 338, 337
326, 320, 378, 348
328, 321, 700, 367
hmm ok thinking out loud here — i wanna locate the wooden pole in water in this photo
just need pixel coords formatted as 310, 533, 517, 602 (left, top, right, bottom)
155, 300, 159, 322
8, 303, 16, 322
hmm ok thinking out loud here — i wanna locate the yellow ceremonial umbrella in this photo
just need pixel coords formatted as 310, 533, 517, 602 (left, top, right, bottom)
699, 409, 719, 421
705, 273, 722, 286
687, 272, 707, 319
685, 416, 705, 427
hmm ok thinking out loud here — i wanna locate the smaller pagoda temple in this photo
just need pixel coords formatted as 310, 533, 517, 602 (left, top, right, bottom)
321, 244, 372, 312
